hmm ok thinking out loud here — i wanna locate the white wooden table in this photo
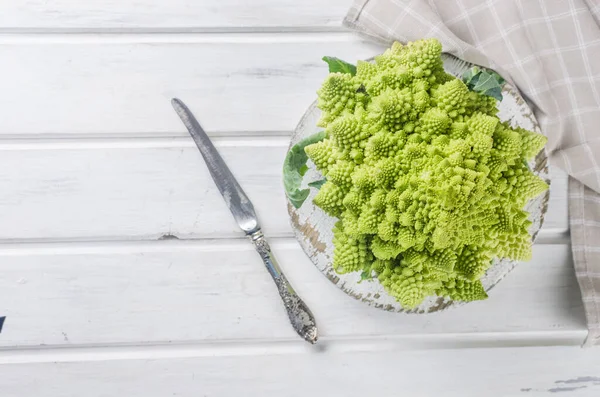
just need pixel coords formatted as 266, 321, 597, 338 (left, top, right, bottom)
0, 1, 599, 396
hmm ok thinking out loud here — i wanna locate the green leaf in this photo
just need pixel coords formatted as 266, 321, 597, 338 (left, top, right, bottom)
286, 189, 310, 209
308, 179, 327, 189
461, 66, 480, 83
357, 270, 372, 284
462, 66, 505, 101
472, 72, 500, 92
283, 131, 327, 208
322, 56, 357, 75
483, 86, 503, 101
299, 164, 308, 176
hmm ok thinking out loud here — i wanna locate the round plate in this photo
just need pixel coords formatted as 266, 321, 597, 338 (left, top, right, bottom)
287, 53, 550, 313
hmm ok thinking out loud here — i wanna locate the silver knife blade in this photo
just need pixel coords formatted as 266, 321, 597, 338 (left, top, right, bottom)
171, 98, 318, 344
171, 98, 259, 234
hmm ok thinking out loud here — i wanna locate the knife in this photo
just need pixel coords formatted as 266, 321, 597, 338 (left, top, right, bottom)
171, 98, 318, 344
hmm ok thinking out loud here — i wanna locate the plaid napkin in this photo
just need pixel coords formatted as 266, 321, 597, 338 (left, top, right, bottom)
344, 0, 600, 346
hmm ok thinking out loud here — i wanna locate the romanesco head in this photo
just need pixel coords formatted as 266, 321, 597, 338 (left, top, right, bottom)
306, 38, 548, 309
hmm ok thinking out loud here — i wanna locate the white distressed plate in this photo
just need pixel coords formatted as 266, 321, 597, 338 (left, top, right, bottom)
287, 53, 550, 313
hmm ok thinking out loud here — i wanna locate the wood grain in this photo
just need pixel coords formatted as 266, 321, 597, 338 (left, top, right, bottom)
0, 137, 568, 241
0, 240, 584, 347
0, 36, 383, 136
0, 0, 352, 30
2, 346, 600, 397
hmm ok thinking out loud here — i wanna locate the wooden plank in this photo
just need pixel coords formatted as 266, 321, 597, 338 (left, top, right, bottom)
0, 0, 351, 30
2, 346, 600, 396
0, 240, 584, 347
0, 137, 289, 240
0, 138, 568, 240
0, 35, 383, 136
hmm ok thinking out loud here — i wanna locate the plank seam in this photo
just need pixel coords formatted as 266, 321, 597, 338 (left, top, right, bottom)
0, 131, 292, 141
0, 31, 368, 44
0, 135, 290, 150
0, 27, 348, 35
0, 331, 587, 364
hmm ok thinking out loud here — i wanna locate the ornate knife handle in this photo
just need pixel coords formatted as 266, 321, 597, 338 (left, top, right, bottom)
248, 230, 318, 344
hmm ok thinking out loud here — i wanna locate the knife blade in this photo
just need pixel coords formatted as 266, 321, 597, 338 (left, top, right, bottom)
171, 98, 318, 344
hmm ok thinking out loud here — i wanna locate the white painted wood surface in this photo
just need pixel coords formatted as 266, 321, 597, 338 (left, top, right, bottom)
3, 347, 600, 397
0, 36, 382, 136
0, 1, 595, 395
0, 0, 351, 30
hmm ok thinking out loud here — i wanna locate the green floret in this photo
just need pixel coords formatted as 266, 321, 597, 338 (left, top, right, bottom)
340, 210, 361, 237
317, 73, 361, 127
364, 131, 400, 163
388, 272, 434, 309
327, 160, 355, 191
373, 157, 401, 189
342, 187, 367, 213
437, 278, 488, 302
399, 38, 444, 80
367, 87, 415, 131
372, 67, 413, 93
351, 164, 378, 193
356, 60, 378, 81
313, 181, 345, 217
301, 38, 548, 309
327, 112, 370, 149
454, 246, 493, 280
468, 132, 493, 159
499, 162, 549, 206
371, 236, 404, 260
492, 125, 522, 165
448, 122, 468, 140
467, 112, 498, 137
432, 79, 469, 118
358, 204, 384, 234
481, 96, 499, 116
332, 221, 372, 273
515, 126, 548, 160
304, 139, 340, 175
418, 108, 451, 142
378, 260, 444, 309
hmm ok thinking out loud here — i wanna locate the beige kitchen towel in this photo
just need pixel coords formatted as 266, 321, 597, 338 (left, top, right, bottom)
344, 0, 600, 346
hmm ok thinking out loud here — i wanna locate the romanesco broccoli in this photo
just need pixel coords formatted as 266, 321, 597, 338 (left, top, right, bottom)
305, 38, 548, 309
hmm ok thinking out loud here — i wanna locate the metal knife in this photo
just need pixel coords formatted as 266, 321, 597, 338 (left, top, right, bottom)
171, 98, 318, 344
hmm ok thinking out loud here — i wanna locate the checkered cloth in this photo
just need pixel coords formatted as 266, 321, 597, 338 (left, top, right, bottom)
344, 0, 600, 346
